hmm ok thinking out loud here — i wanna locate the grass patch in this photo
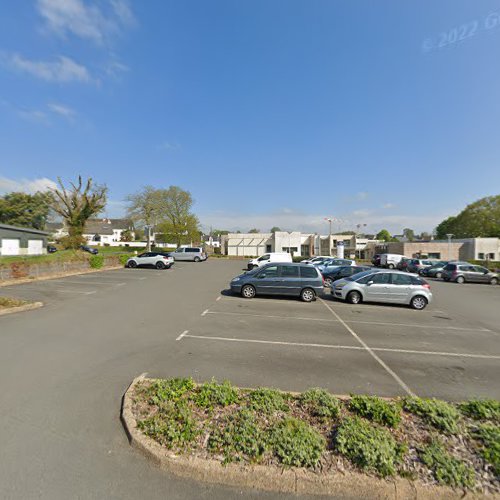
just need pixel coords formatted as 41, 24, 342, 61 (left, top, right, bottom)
404, 397, 460, 434
334, 416, 406, 477
247, 387, 290, 414
208, 409, 268, 464
420, 440, 475, 488
192, 379, 239, 410
0, 296, 28, 309
300, 388, 340, 420
138, 400, 199, 450
460, 399, 500, 422
471, 423, 500, 475
270, 417, 326, 468
349, 395, 401, 428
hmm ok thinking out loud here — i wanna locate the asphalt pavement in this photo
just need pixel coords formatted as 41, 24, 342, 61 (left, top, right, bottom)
0, 259, 498, 499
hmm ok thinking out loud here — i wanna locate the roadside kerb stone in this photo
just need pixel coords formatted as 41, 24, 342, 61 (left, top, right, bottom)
0, 301, 44, 316
121, 375, 476, 499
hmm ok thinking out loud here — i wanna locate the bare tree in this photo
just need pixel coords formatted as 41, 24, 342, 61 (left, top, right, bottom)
51, 176, 107, 248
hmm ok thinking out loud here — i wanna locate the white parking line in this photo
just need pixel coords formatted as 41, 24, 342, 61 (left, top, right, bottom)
46, 280, 126, 286
201, 309, 209, 317
347, 320, 490, 332
176, 330, 189, 341
216, 296, 221, 302
180, 334, 500, 360
205, 310, 336, 322
320, 298, 415, 396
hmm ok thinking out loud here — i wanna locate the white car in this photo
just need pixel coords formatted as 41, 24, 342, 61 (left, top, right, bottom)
318, 258, 357, 272
301, 256, 331, 265
247, 252, 292, 270
126, 252, 174, 270
379, 253, 405, 269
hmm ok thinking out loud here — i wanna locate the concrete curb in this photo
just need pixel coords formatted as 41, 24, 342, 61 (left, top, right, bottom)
121, 375, 475, 498
0, 265, 123, 288
0, 301, 44, 316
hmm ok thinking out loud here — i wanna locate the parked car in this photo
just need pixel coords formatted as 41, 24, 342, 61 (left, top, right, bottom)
322, 265, 372, 287
301, 256, 330, 265
406, 259, 440, 274
47, 245, 58, 253
441, 263, 498, 285
396, 257, 411, 272
379, 253, 405, 269
371, 254, 381, 267
331, 270, 432, 310
230, 262, 323, 302
420, 261, 449, 278
169, 247, 207, 262
126, 252, 174, 269
80, 245, 98, 255
317, 258, 356, 272
247, 252, 292, 270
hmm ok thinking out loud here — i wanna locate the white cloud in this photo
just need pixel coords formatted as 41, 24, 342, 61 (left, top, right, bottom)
48, 102, 76, 119
382, 203, 395, 209
8, 53, 93, 83
37, 0, 135, 44
356, 191, 369, 201
158, 141, 181, 151
352, 209, 372, 217
0, 177, 57, 195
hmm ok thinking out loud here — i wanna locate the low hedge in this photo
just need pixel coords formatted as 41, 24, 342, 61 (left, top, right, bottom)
132, 379, 500, 492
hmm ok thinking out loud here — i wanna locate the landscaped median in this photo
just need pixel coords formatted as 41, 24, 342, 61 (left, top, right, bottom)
122, 375, 499, 497
0, 296, 43, 316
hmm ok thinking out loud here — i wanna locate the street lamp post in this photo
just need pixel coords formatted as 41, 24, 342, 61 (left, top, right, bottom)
446, 233, 453, 260
324, 217, 333, 256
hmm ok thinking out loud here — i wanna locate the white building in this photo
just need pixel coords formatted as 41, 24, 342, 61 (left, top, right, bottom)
222, 231, 380, 258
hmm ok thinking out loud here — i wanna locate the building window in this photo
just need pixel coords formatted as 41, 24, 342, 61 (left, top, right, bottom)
428, 252, 441, 259
266, 244, 272, 253
281, 247, 298, 253
301, 244, 310, 257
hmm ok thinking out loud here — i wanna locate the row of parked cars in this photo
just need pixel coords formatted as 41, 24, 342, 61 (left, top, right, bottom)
372, 254, 499, 285
125, 247, 207, 269
230, 252, 434, 309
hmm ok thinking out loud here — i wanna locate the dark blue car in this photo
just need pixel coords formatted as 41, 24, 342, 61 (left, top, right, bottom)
230, 262, 323, 302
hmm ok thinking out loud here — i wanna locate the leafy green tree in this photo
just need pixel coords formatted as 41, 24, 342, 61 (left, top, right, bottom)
127, 186, 200, 247
376, 229, 392, 242
51, 177, 107, 249
120, 229, 133, 242
0, 191, 54, 230
403, 228, 415, 241
248, 228, 260, 233
435, 195, 500, 238
270, 226, 281, 233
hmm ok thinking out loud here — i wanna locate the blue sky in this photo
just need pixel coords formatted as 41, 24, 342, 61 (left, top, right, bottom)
1, 0, 499, 234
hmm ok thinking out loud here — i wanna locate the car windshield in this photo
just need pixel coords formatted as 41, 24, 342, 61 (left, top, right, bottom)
345, 270, 373, 282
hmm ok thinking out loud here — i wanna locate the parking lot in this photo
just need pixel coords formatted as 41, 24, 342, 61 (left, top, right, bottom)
1, 258, 499, 499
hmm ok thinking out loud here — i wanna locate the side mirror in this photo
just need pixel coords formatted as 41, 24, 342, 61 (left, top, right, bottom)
367, 281, 374, 286
259, 273, 266, 279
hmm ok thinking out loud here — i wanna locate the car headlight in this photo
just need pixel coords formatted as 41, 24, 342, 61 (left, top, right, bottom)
232, 277, 240, 282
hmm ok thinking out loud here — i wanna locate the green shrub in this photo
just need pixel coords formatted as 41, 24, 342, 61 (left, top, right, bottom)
146, 378, 195, 405
350, 395, 401, 428
459, 399, 500, 422
420, 440, 475, 488
119, 253, 132, 266
208, 409, 268, 464
270, 417, 326, 468
471, 423, 500, 475
334, 416, 406, 477
300, 388, 340, 420
193, 379, 239, 410
404, 397, 460, 434
247, 387, 290, 414
138, 400, 198, 449
89, 254, 104, 269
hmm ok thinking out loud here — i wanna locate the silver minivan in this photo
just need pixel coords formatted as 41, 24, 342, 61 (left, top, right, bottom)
169, 247, 207, 262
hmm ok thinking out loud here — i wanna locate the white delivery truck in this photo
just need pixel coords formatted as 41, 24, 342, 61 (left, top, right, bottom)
379, 253, 405, 269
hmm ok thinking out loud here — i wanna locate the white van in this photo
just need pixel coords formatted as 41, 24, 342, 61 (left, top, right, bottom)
379, 253, 405, 269
248, 252, 292, 270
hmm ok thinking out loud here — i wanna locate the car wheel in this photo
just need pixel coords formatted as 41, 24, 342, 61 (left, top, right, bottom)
301, 288, 315, 302
490, 277, 498, 285
346, 291, 362, 304
194, 256, 201, 262
127, 261, 137, 268
410, 295, 428, 310
435, 272, 442, 279
241, 284, 256, 299
324, 277, 333, 287
456, 276, 465, 284
388, 264, 395, 269
156, 261, 166, 269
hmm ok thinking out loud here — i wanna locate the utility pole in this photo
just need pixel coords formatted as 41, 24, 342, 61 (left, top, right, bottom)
324, 217, 333, 256
145, 225, 152, 252
446, 233, 453, 260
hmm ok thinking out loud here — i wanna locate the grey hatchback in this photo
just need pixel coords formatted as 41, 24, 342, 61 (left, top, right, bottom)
442, 263, 499, 285
230, 263, 324, 302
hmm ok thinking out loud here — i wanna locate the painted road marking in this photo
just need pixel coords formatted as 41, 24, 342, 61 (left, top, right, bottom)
201, 309, 209, 317
320, 298, 415, 396
46, 280, 126, 286
176, 330, 189, 341
216, 296, 221, 302
204, 310, 336, 322
179, 334, 500, 360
